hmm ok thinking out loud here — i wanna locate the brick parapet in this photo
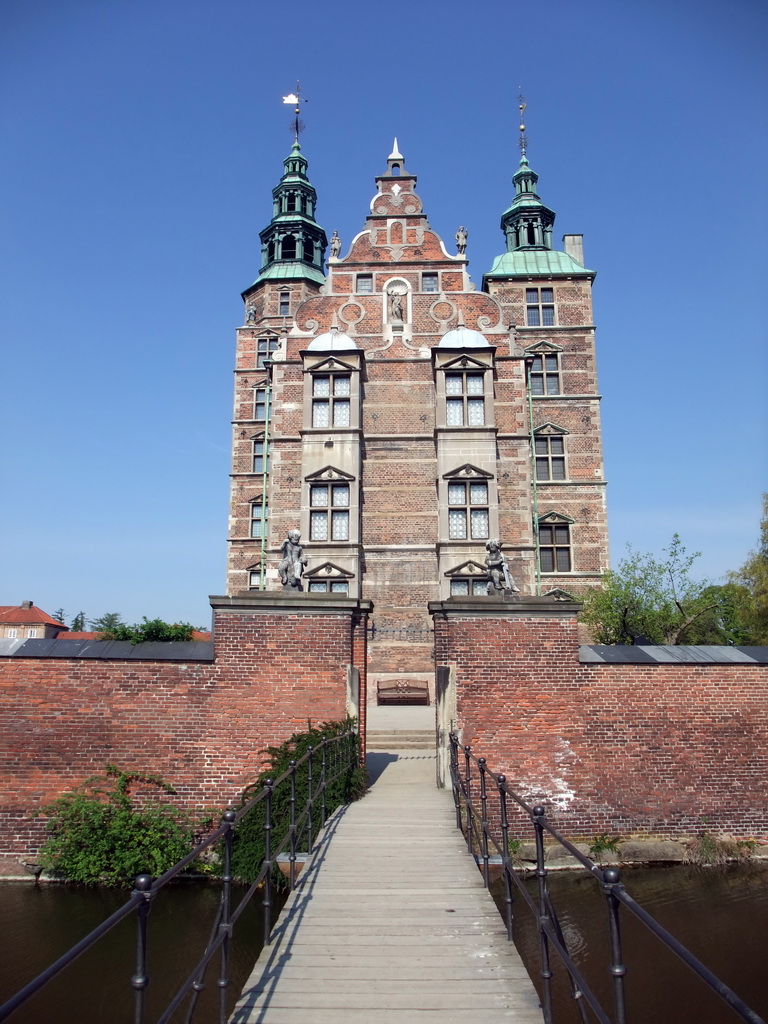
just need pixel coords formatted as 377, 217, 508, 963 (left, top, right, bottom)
0, 596, 371, 874
430, 601, 768, 838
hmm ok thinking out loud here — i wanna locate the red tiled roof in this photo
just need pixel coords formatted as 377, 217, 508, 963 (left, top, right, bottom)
63, 631, 100, 640
0, 604, 65, 628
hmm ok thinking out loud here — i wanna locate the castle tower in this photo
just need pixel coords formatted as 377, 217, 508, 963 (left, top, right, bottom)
227, 132, 609, 692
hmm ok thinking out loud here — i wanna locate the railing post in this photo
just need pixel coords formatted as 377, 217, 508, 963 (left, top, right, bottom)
262, 779, 274, 946
289, 760, 297, 890
217, 810, 237, 1024
603, 867, 628, 1024
497, 775, 515, 942
320, 737, 328, 828
449, 734, 462, 830
532, 805, 554, 1024
306, 747, 314, 853
463, 745, 473, 856
131, 874, 153, 1024
478, 758, 491, 888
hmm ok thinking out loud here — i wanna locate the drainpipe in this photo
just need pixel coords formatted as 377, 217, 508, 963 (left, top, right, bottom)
525, 357, 541, 596
258, 359, 273, 590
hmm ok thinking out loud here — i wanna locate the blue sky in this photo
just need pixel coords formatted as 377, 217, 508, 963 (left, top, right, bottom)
1, 0, 766, 628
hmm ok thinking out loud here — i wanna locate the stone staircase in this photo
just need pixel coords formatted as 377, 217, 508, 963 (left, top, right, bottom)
366, 727, 435, 750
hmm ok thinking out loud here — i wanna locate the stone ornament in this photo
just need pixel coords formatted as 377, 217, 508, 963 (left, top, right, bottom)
278, 530, 307, 590
485, 539, 521, 595
329, 230, 341, 258
455, 226, 468, 254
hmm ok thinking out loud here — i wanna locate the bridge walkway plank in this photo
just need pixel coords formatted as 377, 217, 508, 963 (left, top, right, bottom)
230, 748, 543, 1023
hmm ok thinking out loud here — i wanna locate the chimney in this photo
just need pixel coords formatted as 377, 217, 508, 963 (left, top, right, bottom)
21, 600, 33, 609
562, 234, 584, 265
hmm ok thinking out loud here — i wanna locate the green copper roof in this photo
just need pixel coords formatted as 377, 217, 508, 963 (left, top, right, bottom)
250, 261, 326, 287
484, 249, 594, 279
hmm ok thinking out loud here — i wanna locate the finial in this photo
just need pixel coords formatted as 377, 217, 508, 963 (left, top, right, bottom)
517, 88, 528, 159
282, 82, 307, 143
389, 137, 404, 161
330, 309, 340, 332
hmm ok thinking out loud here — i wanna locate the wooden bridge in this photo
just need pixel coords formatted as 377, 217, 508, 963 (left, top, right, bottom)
230, 708, 542, 1023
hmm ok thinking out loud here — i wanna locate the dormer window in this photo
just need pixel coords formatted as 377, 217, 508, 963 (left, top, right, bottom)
310, 483, 350, 541
312, 374, 351, 427
446, 373, 485, 426
448, 480, 489, 540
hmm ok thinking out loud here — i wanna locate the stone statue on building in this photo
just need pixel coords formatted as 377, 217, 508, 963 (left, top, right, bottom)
245, 304, 257, 324
485, 539, 520, 595
389, 289, 404, 322
329, 230, 341, 258
278, 530, 307, 590
455, 226, 468, 254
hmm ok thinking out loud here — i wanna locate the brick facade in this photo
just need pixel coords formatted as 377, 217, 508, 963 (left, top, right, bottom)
0, 595, 370, 875
227, 141, 609, 696
431, 598, 768, 838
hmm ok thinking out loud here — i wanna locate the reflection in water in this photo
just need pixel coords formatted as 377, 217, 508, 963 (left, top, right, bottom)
1, 881, 284, 1024
491, 863, 768, 1024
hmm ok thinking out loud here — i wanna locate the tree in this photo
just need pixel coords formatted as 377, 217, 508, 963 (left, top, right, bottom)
728, 493, 768, 644
99, 617, 198, 645
580, 535, 743, 645
52, 608, 66, 625
90, 612, 124, 633
70, 611, 86, 632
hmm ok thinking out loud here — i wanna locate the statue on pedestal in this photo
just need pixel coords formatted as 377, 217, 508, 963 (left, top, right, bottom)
278, 530, 307, 590
485, 539, 520, 595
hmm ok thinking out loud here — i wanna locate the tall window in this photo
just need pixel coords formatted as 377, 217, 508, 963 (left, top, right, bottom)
279, 291, 290, 315
448, 481, 489, 540
252, 438, 269, 474
253, 386, 270, 422
422, 273, 439, 293
529, 352, 560, 395
526, 287, 555, 326
256, 335, 279, 368
356, 274, 373, 293
539, 521, 572, 573
281, 236, 296, 260
312, 374, 351, 427
250, 501, 268, 539
248, 564, 265, 590
535, 435, 566, 480
310, 483, 350, 541
446, 373, 485, 426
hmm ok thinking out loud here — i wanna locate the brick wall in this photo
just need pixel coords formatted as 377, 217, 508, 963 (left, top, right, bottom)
431, 597, 768, 838
0, 594, 370, 875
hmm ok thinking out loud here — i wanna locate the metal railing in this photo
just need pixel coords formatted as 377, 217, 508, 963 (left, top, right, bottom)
448, 733, 766, 1024
0, 729, 360, 1024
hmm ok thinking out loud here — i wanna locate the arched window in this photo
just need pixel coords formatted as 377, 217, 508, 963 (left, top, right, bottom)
282, 235, 296, 260
303, 237, 314, 262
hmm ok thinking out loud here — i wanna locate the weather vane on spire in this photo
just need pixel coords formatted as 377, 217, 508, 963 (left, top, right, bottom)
282, 82, 307, 143
517, 89, 528, 159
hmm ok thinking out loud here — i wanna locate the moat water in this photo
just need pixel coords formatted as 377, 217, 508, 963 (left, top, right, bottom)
1, 865, 767, 1023
490, 862, 768, 1023
0, 881, 285, 1024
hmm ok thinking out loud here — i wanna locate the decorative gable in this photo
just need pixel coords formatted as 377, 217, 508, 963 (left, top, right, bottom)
441, 353, 490, 371
534, 422, 569, 436
442, 463, 494, 481
304, 562, 354, 580
538, 510, 575, 525
306, 356, 358, 374
305, 465, 356, 483
445, 560, 488, 578
524, 340, 563, 355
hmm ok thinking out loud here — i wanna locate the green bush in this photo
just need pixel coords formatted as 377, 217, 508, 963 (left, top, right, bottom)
231, 718, 365, 882
38, 766, 198, 886
99, 617, 198, 645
